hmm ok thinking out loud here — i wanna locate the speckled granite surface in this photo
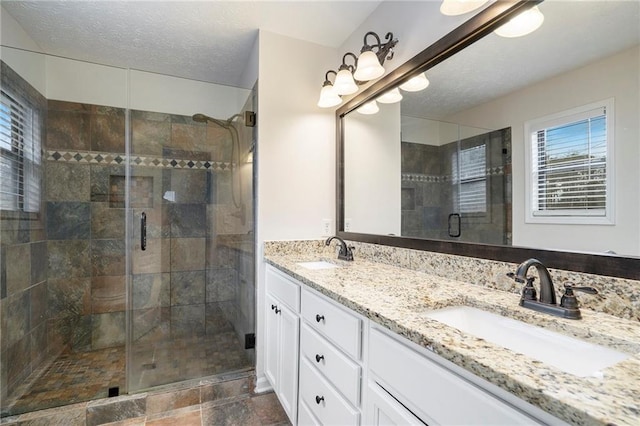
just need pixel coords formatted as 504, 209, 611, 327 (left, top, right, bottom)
264, 240, 640, 426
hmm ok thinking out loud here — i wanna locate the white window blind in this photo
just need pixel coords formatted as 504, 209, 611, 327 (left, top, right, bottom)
531, 106, 607, 217
0, 89, 41, 213
452, 144, 487, 214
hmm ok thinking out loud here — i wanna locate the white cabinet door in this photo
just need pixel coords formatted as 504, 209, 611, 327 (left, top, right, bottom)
264, 294, 280, 390
277, 302, 299, 422
364, 381, 423, 426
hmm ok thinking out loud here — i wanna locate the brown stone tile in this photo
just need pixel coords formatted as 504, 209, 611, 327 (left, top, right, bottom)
170, 123, 206, 152
131, 117, 170, 156
146, 388, 200, 415
170, 238, 206, 271
90, 110, 125, 153
86, 394, 146, 426
201, 399, 261, 426
248, 392, 290, 425
91, 276, 126, 313
201, 377, 251, 404
100, 416, 147, 426
46, 109, 91, 151
146, 408, 201, 426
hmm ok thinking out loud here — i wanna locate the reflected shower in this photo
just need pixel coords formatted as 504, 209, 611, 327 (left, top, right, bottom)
192, 112, 244, 213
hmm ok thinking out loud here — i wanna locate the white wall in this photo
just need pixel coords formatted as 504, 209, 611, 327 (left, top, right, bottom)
345, 102, 401, 235
445, 46, 640, 256
1, 7, 46, 95
254, 29, 337, 392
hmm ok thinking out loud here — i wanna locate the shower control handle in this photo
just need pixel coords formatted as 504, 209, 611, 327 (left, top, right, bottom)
140, 212, 147, 251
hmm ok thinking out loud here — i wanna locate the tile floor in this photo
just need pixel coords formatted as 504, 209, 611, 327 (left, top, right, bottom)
3, 331, 253, 418
1, 373, 290, 425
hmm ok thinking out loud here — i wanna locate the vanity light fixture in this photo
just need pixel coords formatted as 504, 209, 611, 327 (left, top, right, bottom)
494, 6, 544, 38
356, 100, 380, 115
399, 72, 430, 92
377, 87, 403, 104
317, 71, 343, 108
317, 31, 398, 108
334, 53, 359, 95
440, 0, 489, 16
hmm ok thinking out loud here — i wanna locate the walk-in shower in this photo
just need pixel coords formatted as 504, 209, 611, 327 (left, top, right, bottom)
0, 46, 256, 417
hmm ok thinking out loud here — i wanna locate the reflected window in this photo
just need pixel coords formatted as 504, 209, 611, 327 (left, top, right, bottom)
0, 89, 41, 212
525, 100, 612, 224
453, 144, 487, 214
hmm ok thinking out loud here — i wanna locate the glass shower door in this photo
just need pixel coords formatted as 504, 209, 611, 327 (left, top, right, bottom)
126, 74, 256, 392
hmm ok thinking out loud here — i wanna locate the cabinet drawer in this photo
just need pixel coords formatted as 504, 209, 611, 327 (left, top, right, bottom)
369, 327, 540, 425
299, 357, 360, 426
298, 399, 320, 426
300, 323, 361, 406
301, 289, 361, 359
266, 265, 300, 312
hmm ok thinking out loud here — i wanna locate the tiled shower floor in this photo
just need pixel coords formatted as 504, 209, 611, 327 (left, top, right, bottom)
4, 330, 252, 417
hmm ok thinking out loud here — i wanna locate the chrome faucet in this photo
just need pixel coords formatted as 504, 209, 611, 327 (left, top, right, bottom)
325, 236, 354, 261
508, 258, 598, 320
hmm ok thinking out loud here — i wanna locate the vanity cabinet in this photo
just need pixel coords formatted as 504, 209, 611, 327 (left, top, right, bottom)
298, 288, 364, 425
366, 325, 554, 425
264, 264, 564, 426
265, 266, 301, 424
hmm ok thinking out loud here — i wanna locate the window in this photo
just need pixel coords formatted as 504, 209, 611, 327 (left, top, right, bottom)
0, 89, 41, 213
452, 144, 487, 214
525, 99, 613, 224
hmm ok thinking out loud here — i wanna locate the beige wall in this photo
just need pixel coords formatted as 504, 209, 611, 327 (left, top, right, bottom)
445, 46, 640, 256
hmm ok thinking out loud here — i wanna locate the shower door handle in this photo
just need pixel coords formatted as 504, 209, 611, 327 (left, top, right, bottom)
448, 213, 461, 238
141, 212, 147, 251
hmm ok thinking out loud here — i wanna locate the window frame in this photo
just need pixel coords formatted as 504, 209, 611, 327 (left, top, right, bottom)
524, 98, 614, 225
0, 87, 42, 217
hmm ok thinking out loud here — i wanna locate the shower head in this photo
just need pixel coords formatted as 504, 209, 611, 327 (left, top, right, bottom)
192, 113, 210, 123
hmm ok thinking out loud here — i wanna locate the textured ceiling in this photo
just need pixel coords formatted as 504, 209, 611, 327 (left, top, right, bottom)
401, 0, 640, 120
1, 0, 383, 88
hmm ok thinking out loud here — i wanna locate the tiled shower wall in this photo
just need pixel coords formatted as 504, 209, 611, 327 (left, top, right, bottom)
0, 61, 48, 405
46, 102, 247, 351
401, 127, 512, 245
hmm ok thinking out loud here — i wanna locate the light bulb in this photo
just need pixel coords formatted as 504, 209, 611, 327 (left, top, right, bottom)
377, 88, 403, 104
494, 6, 544, 38
357, 100, 379, 115
354, 50, 385, 81
440, 0, 489, 16
399, 73, 430, 92
334, 68, 358, 95
317, 84, 342, 108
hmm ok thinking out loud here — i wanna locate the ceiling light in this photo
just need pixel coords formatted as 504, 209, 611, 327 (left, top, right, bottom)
440, 0, 489, 16
317, 71, 342, 108
377, 88, 403, 104
494, 6, 544, 38
399, 73, 430, 92
317, 31, 398, 108
357, 100, 379, 115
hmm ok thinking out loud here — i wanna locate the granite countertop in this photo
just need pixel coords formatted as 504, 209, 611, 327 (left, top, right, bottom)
264, 254, 640, 426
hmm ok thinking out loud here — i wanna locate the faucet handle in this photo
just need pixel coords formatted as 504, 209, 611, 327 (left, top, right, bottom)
560, 284, 598, 310
566, 284, 598, 295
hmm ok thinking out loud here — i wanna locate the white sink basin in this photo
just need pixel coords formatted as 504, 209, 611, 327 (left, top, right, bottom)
424, 306, 630, 377
296, 261, 339, 270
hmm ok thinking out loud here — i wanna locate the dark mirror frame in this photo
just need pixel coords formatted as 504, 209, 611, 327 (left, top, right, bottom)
336, 0, 639, 280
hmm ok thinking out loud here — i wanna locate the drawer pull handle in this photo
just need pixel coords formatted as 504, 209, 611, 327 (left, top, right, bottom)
315, 314, 325, 323
275, 307, 281, 314
315, 354, 324, 363
271, 304, 277, 311
315, 395, 324, 405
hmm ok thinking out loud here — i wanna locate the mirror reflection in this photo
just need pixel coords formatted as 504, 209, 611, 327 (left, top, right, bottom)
343, 0, 639, 256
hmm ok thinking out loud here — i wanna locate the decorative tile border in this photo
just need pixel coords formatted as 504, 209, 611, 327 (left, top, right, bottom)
46, 150, 233, 171
402, 166, 505, 183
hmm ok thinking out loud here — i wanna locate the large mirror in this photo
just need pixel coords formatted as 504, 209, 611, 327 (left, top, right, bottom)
337, 0, 639, 279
